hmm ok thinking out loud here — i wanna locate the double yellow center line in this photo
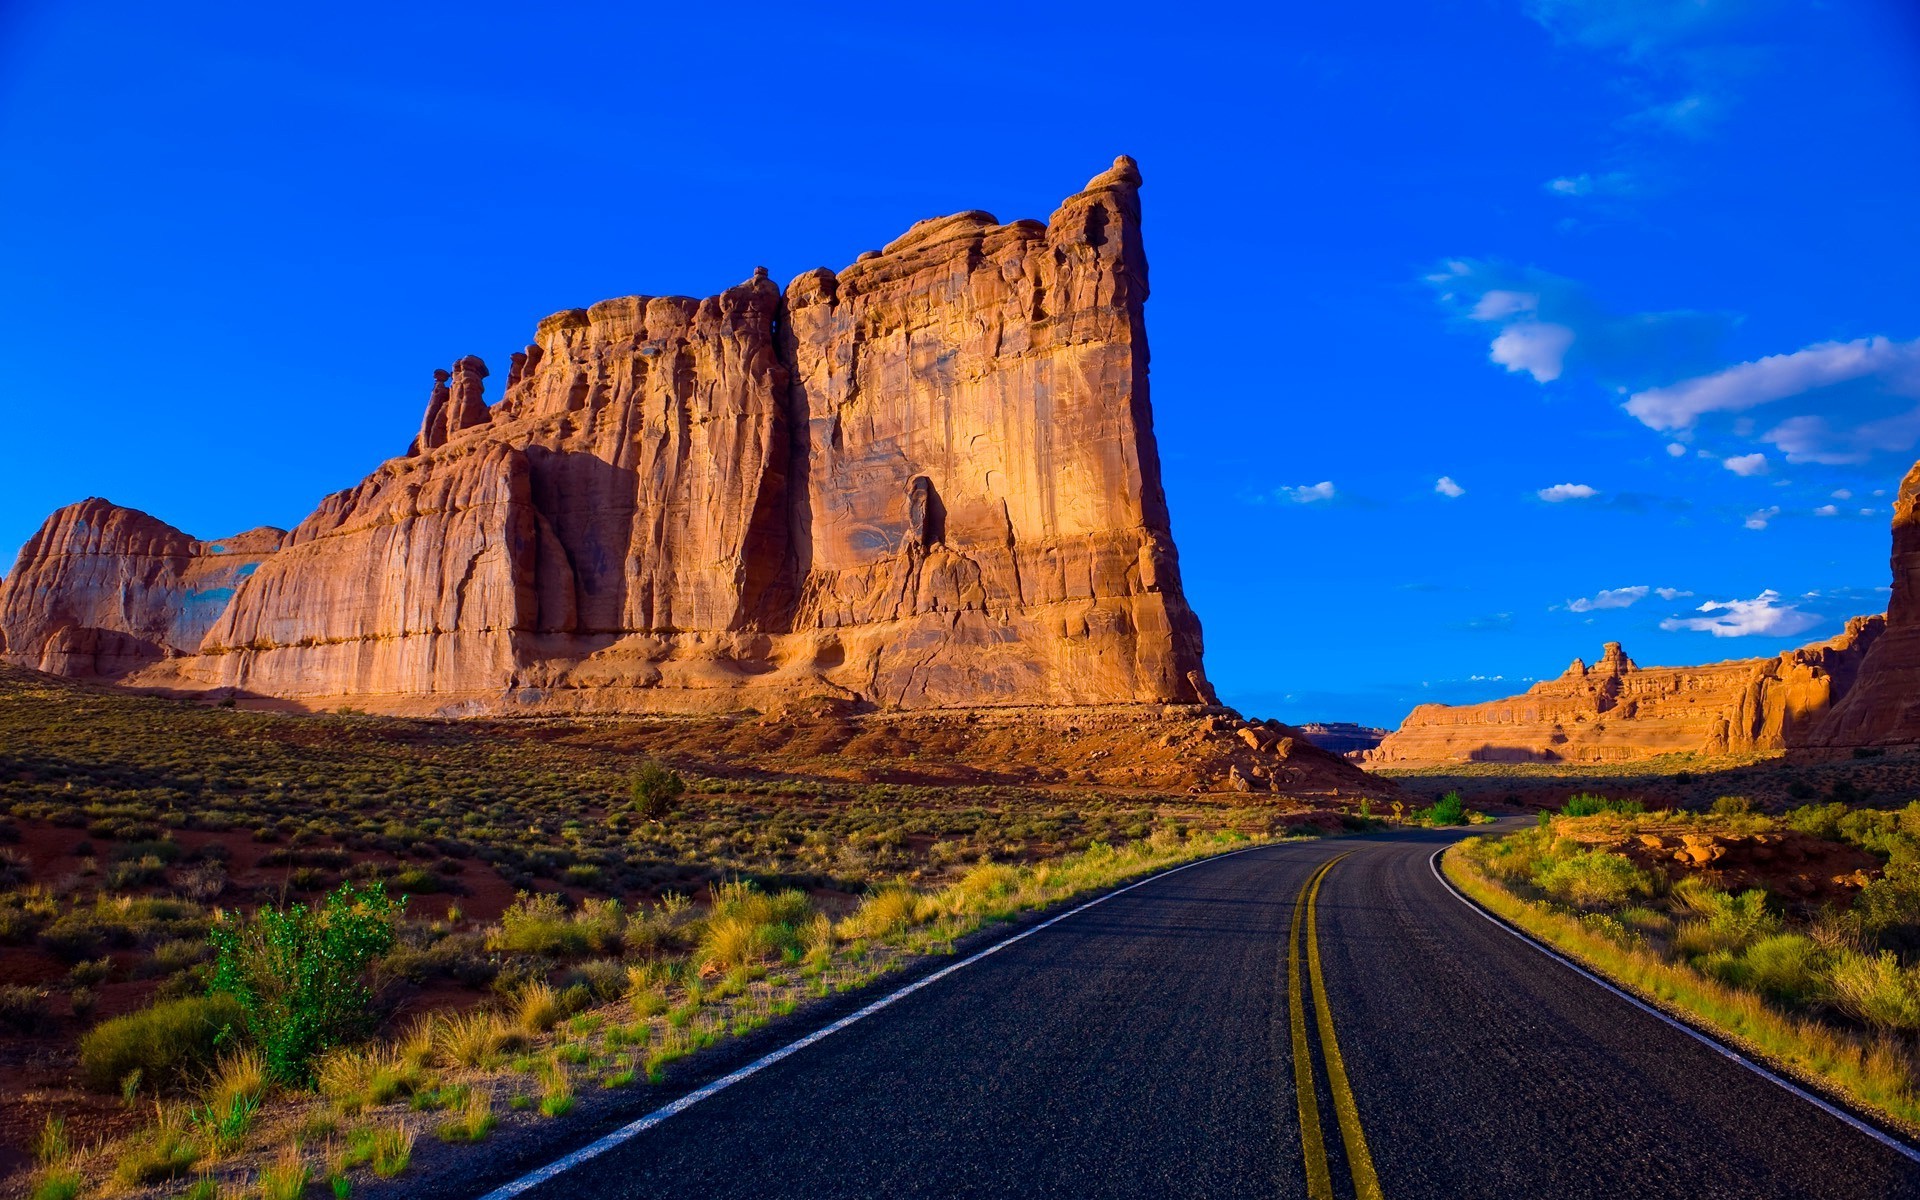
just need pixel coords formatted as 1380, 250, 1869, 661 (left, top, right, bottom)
1287, 853, 1382, 1200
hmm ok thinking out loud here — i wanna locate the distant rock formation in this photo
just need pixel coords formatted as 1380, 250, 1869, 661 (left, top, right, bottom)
1366, 625, 1883, 766
1, 158, 1214, 717
1802, 460, 1920, 747
1294, 722, 1389, 756
0, 499, 282, 677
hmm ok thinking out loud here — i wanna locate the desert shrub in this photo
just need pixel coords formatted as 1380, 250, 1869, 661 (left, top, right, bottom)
433, 1009, 523, 1068
191, 1052, 265, 1153
560, 957, 628, 1002
1709, 795, 1753, 816
255, 1142, 310, 1200
839, 885, 924, 940
107, 854, 168, 888
515, 982, 565, 1034
1828, 950, 1920, 1031
144, 936, 207, 977
1417, 792, 1468, 826
1674, 880, 1780, 944
1705, 934, 1825, 1006
316, 1043, 422, 1113
1782, 801, 1848, 840
1532, 850, 1652, 909
695, 880, 814, 968
630, 762, 686, 821
79, 994, 245, 1093
1460, 827, 1556, 884
1853, 869, 1920, 948
208, 880, 400, 1084
0, 984, 51, 1033
489, 893, 624, 957
0, 846, 28, 886
113, 1108, 200, 1185
1562, 794, 1644, 817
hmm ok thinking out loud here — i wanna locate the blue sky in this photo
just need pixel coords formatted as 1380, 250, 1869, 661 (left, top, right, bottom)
2, 1, 1917, 728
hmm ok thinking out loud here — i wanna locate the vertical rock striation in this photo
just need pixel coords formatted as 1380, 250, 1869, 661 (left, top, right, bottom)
1804, 460, 1920, 747
1, 159, 1212, 715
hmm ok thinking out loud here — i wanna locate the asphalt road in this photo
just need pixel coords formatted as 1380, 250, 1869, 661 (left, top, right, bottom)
481, 826, 1920, 1199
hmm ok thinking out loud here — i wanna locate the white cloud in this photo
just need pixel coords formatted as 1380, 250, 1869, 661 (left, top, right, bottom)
1546, 171, 1632, 198
1764, 405, 1920, 466
1655, 587, 1693, 601
1833, 489, 1853, 500
1567, 585, 1650, 613
1539, 483, 1599, 502
1622, 338, 1920, 463
1744, 505, 1781, 530
1814, 504, 1839, 517
1666, 442, 1687, 457
1722, 452, 1768, 476
1659, 589, 1822, 639
1428, 259, 1729, 394
1435, 476, 1466, 498
1862, 507, 1879, 517
1287, 481, 1336, 503
1490, 321, 1576, 383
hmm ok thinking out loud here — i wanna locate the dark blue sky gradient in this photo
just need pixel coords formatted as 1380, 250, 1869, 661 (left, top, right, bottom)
3, 1, 1918, 726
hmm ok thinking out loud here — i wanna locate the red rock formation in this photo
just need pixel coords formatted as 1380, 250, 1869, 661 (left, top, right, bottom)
1803, 460, 1920, 747
2, 159, 1212, 717
1367, 626, 1883, 767
0, 500, 282, 678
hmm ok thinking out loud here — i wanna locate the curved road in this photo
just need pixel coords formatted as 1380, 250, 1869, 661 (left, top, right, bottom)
476, 826, 1920, 1199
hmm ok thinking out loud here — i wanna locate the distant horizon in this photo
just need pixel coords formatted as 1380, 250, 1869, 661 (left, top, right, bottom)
4, 1, 1917, 729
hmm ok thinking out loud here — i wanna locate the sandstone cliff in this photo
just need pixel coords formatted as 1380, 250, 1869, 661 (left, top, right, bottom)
1803, 460, 1920, 747
1366, 626, 1883, 767
3, 159, 1212, 717
0, 499, 282, 677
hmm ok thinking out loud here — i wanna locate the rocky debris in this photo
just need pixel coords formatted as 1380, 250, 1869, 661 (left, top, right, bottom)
1576, 824, 1882, 909
0, 500, 283, 678
1366, 626, 1883, 767
5, 159, 1214, 718
1802, 460, 1920, 748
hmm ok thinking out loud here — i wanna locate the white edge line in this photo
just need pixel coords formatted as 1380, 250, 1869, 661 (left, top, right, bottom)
480, 841, 1274, 1199
1429, 845, 1920, 1166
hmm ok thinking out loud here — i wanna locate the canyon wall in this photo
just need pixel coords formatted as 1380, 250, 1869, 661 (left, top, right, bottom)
1803, 460, 1920, 747
1367, 625, 1883, 766
0, 499, 282, 678
1, 158, 1213, 716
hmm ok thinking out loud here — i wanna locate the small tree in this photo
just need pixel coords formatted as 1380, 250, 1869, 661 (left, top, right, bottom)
208, 881, 400, 1084
629, 762, 686, 821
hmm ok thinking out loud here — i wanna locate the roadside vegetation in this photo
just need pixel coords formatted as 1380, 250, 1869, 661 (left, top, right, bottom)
1444, 793, 1920, 1134
0, 668, 1340, 1195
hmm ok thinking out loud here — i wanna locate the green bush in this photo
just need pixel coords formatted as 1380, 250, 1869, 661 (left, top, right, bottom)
1828, 950, 1920, 1031
1416, 791, 1467, 826
1532, 850, 1652, 908
78, 994, 244, 1092
208, 880, 399, 1084
1708, 933, 1824, 1005
1562, 794, 1645, 817
630, 761, 686, 821
489, 893, 625, 957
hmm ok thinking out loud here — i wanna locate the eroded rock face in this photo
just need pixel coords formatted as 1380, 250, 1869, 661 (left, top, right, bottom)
0, 499, 282, 677
5, 159, 1212, 716
1804, 461, 1920, 747
1366, 627, 1883, 766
